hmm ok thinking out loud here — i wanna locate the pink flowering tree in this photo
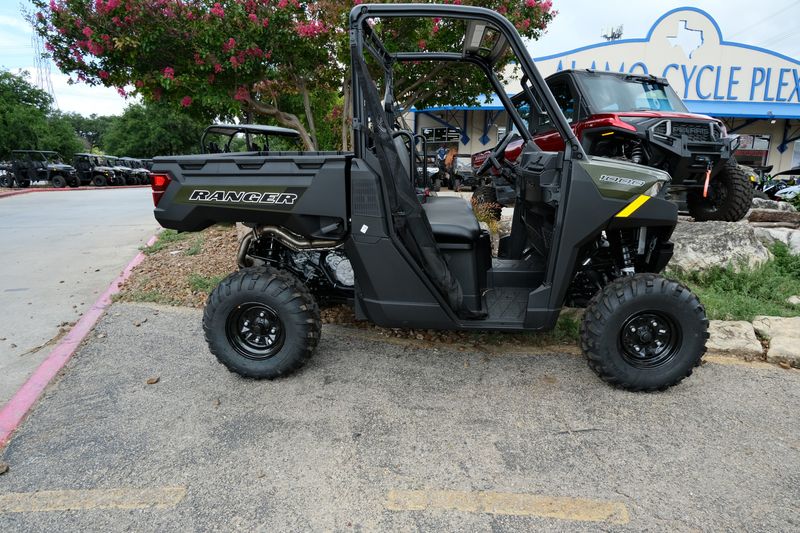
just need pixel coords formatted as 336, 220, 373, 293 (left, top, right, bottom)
31, 0, 555, 150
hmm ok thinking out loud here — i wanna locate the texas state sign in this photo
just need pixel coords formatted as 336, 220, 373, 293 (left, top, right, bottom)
533, 7, 800, 119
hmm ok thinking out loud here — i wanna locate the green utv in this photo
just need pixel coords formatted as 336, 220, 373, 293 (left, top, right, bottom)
150, 4, 708, 392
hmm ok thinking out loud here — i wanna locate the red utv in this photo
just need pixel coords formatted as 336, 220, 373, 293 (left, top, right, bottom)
473, 69, 752, 221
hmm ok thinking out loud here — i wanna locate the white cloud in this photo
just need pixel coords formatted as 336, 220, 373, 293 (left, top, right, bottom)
0, 14, 33, 34
18, 65, 132, 116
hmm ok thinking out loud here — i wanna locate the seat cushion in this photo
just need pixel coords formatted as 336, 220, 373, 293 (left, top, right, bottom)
422, 196, 480, 244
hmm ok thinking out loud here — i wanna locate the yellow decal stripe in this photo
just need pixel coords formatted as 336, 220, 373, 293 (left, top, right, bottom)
615, 194, 650, 218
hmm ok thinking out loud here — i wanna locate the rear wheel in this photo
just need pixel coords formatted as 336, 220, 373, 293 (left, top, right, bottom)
68, 176, 80, 187
51, 175, 67, 188
471, 184, 502, 221
580, 274, 708, 392
93, 175, 107, 187
18, 180, 30, 188
687, 163, 752, 221
203, 266, 321, 379
0, 174, 11, 188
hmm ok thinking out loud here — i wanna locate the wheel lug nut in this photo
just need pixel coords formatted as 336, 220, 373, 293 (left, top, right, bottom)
630, 327, 636, 332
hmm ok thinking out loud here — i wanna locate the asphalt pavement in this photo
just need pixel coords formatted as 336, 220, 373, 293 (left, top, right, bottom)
0, 188, 158, 403
0, 302, 797, 531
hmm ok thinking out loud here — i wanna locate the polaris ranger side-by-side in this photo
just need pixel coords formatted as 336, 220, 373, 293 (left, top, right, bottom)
5, 150, 79, 188
474, 69, 752, 221
151, 4, 708, 392
73, 153, 116, 186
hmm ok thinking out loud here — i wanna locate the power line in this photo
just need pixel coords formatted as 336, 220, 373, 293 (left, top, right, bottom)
727, 0, 800, 38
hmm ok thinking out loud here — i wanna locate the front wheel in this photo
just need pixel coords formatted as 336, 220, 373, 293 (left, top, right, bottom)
687, 163, 752, 221
0, 174, 11, 188
93, 175, 107, 187
51, 175, 67, 188
580, 274, 708, 392
203, 267, 321, 379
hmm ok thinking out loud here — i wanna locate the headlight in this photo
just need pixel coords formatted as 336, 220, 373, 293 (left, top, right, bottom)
644, 181, 665, 197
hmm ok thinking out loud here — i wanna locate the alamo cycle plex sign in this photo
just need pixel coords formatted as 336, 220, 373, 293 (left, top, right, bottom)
534, 7, 800, 120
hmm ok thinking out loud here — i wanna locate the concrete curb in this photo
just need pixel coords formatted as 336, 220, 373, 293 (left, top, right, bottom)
0, 234, 158, 448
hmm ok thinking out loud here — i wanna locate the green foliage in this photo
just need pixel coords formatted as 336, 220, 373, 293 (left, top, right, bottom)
102, 102, 206, 157
0, 70, 83, 159
184, 236, 203, 256
0, 70, 52, 111
670, 244, 800, 321
790, 195, 800, 211
187, 273, 226, 294
63, 112, 114, 150
43, 111, 85, 158
141, 229, 190, 255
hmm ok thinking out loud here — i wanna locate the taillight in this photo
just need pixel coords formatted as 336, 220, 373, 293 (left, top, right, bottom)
150, 173, 171, 207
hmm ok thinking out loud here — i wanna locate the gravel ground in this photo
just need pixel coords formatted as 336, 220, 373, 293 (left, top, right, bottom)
0, 302, 797, 531
116, 224, 239, 308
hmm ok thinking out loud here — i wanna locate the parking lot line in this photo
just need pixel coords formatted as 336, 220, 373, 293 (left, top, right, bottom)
384, 489, 630, 524
0, 487, 187, 513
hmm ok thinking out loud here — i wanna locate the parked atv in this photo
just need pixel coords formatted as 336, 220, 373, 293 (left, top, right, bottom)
119, 157, 151, 185
150, 4, 708, 392
7, 150, 79, 188
104, 156, 136, 185
474, 70, 752, 221
73, 153, 116, 186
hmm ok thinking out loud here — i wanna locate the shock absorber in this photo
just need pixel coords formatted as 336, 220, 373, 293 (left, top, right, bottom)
617, 230, 636, 276
627, 140, 645, 165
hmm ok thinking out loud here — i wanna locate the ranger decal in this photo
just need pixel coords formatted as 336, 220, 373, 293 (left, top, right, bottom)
189, 189, 298, 205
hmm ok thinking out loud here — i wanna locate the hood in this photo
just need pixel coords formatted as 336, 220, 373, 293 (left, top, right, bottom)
612, 111, 716, 121
95, 166, 115, 173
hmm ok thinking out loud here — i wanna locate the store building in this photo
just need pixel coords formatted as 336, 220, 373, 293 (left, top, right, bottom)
412, 6, 800, 173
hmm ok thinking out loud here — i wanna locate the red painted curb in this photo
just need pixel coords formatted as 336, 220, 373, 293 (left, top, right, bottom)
0, 185, 149, 200
0, 233, 159, 448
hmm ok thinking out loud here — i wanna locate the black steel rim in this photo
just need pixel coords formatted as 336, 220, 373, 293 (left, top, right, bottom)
225, 302, 285, 360
618, 311, 681, 368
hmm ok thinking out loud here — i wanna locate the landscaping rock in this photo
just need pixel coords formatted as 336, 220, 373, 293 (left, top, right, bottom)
670, 221, 770, 273
752, 316, 800, 339
765, 337, 800, 368
788, 296, 800, 306
752, 316, 800, 368
706, 320, 763, 360
752, 227, 800, 255
751, 197, 797, 212
748, 208, 800, 225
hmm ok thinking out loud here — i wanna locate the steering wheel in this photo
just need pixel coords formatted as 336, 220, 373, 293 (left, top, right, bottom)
477, 131, 515, 176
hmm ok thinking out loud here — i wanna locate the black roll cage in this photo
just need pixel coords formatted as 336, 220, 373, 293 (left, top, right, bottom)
348, 3, 586, 162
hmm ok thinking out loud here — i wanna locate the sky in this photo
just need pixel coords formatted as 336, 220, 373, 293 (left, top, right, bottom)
1, 0, 799, 117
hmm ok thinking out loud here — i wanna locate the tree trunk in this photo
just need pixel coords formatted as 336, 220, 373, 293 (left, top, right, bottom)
297, 78, 318, 149
245, 97, 317, 151
341, 74, 351, 152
